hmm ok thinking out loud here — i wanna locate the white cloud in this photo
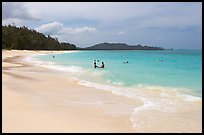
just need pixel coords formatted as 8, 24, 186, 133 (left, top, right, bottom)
74, 26, 96, 34
2, 2, 42, 20
2, 2, 42, 26
35, 21, 63, 35
22, 2, 202, 31
24, 2, 157, 24
34, 21, 98, 47
35, 21, 97, 36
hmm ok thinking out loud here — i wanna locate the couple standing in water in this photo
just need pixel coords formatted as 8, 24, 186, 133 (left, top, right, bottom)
94, 60, 104, 68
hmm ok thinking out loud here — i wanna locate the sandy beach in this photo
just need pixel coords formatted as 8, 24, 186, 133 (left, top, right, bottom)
2, 50, 141, 133
2, 50, 202, 133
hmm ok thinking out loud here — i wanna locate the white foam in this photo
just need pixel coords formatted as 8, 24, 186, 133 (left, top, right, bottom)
176, 92, 202, 102
111, 81, 124, 85
23, 54, 84, 74
130, 97, 178, 130
129, 90, 201, 129
23, 50, 79, 63
92, 70, 105, 76
78, 80, 202, 129
42, 64, 83, 73
79, 80, 201, 102
51, 50, 80, 55
78, 80, 137, 98
23, 54, 49, 63
106, 79, 124, 86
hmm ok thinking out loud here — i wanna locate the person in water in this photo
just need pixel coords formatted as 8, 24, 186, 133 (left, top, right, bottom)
94, 60, 104, 69
123, 61, 128, 63
94, 60, 98, 68
100, 62, 104, 68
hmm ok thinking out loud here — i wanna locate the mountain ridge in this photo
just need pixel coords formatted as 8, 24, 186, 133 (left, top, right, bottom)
80, 42, 164, 50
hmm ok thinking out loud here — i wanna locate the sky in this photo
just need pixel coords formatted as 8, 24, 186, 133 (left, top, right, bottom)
2, 2, 202, 49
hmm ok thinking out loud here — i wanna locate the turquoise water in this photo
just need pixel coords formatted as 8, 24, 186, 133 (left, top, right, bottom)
32, 50, 202, 131
36, 50, 202, 97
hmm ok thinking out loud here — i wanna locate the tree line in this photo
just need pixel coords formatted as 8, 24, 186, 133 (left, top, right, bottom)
2, 25, 76, 50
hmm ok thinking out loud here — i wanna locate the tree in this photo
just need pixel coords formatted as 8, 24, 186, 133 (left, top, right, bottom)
2, 25, 77, 50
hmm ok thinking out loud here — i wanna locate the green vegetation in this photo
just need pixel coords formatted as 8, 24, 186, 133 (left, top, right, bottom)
2, 25, 76, 50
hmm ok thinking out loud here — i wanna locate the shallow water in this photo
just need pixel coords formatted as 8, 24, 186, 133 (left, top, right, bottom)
36, 50, 202, 95
27, 50, 202, 132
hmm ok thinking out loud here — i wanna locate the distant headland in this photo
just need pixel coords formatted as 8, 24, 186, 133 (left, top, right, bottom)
79, 42, 165, 50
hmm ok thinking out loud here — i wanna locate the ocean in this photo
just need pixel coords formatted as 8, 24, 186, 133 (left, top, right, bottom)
35, 50, 201, 95
27, 50, 202, 132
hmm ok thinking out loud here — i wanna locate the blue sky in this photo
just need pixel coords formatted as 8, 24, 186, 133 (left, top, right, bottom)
2, 2, 202, 49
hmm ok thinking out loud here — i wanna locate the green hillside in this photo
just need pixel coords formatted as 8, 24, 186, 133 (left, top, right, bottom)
2, 25, 76, 50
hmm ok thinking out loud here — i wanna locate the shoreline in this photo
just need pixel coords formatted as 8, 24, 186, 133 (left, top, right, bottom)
2, 50, 202, 133
2, 50, 139, 133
